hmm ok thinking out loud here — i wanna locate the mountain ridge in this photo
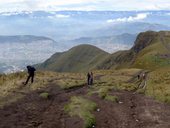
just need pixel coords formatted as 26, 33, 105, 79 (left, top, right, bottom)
37, 31, 170, 72
0, 35, 55, 44
98, 31, 170, 70
37, 44, 109, 72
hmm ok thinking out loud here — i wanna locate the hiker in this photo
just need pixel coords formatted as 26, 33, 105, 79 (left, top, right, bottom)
87, 72, 91, 85
137, 74, 140, 80
138, 72, 147, 89
142, 72, 147, 89
90, 72, 93, 85
24, 65, 36, 85
142, 72, 146, 81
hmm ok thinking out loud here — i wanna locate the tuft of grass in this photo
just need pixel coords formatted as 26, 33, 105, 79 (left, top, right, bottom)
164, 96, 170, 104
116, 82, 136, 91
105, 95, 118, 103
88, 85, 114, 99
54, 73, 86, 90
64, 96, 97, 128
39, 92, 49, 99
136, 88, 145, 94
98, 87, 110, 99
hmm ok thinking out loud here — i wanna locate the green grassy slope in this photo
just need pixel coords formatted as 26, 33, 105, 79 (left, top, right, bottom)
98, 31, 170, 70
38, 31, 170, 72
37, 44, 109, 72
132, 31, 170, 69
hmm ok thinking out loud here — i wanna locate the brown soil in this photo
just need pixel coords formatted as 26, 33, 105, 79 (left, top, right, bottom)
91, 90, 170, 128
0, 82, 170, 128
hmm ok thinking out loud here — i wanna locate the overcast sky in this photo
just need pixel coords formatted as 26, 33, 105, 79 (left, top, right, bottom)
0, 0, 170, 12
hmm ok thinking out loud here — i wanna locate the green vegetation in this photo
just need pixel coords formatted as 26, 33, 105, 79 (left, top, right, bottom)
46, 72, 86, 89
145, 67, 170, 103
37, 44, 109, 72
97, 31, 170, 70
0, 71, 87, 108
39, 92, 49, 99
2, 31, 170, 128
64, 96, 97, 128
0, 71, 58, 108
133, 42, 170, 70
105, 95, 118, 103
86, 69, 142, 104
37, 31, 170, 73
88, 85, 114, 99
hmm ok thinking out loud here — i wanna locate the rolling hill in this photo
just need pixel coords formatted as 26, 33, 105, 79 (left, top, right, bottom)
65, 33, 137, 53
37, 31, 170, 72
1, 32, 170, 128
37, 44, 109, 72
98, 31, 170, 70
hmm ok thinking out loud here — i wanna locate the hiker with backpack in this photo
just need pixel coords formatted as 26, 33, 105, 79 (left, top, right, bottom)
90, 72, 93, 85
137, 72, 147, 89
142, 72, 147, 89
87, 71, 94, 86
87, 72, 91, 85
24, 65, 36, 85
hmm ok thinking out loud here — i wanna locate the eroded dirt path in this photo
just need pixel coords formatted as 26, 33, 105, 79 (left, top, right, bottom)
0, 82, 87, 128
90, 90, 170, 128
0, 81, 170, 128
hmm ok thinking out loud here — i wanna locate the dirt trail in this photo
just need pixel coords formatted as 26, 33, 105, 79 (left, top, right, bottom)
0, 82, 86, 128
0, 79, 170, 128
91, 90, 170, 128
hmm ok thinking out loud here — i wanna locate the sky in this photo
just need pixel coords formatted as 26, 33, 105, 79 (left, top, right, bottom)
0, 0, 170, 12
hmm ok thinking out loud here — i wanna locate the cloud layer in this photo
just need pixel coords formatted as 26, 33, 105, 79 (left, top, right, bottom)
0, 0, 170, 12
107, 13, 149, 23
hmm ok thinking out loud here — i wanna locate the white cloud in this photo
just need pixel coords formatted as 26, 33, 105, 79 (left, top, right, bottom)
1, 12, 20, 16
107, 13, 149, 23
48, 14, 70, 19
0, 11, 32, 16
0, 0, 170, 12
55, 14, 70, 18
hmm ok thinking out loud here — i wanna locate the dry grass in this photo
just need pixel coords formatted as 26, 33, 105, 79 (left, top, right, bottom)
145, 67, 170, 103
0, 71, 58, 107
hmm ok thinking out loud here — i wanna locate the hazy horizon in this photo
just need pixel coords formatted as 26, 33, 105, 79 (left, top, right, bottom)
0, 0, 170, 73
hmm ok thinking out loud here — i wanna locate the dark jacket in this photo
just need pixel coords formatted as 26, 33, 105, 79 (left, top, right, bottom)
27, 66, 36, 75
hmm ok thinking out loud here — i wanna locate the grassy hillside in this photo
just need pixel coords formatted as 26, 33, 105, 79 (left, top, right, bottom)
37, 44, 109, 72
98, 31, 170, 70
2, 68, 170, 127
132, 31, 170, 69
1, 31, 170, 128
37, 31, 170, 72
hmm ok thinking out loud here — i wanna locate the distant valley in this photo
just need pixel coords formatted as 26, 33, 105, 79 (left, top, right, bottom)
0, 33, 137, 73
65, 33, 137, 53
1, 10, 170, 73
0, 35, 66, 73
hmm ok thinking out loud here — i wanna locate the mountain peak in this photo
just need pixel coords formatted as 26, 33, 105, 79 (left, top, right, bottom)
131, 31, 170, 53
69, 44, 108, 53
37, 44, 109, 72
